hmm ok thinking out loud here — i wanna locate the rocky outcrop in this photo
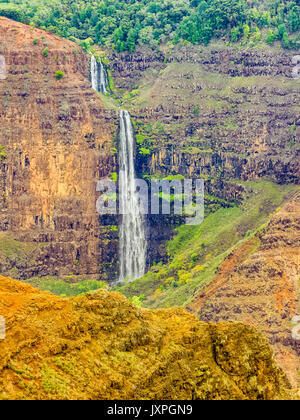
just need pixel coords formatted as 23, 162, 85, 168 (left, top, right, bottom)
0, 17, 299, 283
187, 191, 300, 387
109, 45, 299, 188
108, 44, 299, 267
0, 276, 293, 400
109, 45, 300, 91
0, 18, 119, 281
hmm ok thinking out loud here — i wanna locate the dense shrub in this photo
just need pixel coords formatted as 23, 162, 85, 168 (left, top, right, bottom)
0, 4, 27, 23
55, 69, 65, 79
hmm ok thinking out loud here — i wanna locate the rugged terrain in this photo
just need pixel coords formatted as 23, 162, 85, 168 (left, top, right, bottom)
110, 44, 299, 187
118, 187, 300, 388
0, 276, 293, 400
107, 43, 300, 264
187, 190, 300, 387
0, 17, 118, 281
0, 17, 299, 397
0, 18, 299, 282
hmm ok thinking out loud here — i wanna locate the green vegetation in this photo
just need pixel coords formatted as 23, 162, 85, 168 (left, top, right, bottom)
41, 365, 70, 398
0, 146, 7, 161
165, 174, 185, 181
1, 0, 299, 51
0, 2, 26, 22
115, 181, 300, 308
42, 47, 49, 57
55, 69, 65, 79
110, 172, 118, 182
23, 276, 108, 297
128, 294, 145, 307
139, 147, 151, 156
0, 233, 36, 257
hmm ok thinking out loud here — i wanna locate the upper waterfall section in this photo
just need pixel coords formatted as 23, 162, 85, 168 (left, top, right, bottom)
90, 55, 109, 94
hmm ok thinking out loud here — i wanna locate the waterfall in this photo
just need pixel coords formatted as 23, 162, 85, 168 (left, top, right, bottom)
90, 55, 109, 93
119, 110, 146, 282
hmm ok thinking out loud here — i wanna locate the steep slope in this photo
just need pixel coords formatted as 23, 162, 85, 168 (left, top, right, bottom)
0, 276, 293, 400
0, 17, 118, 281
187, 191, 300, 387
109, 44, 300, 188
1, 18, 299, 280
103, 44, 300, 265
116, 182, 299, 308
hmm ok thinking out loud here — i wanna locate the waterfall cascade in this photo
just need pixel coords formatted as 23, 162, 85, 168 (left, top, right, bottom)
90, 55, 109, 93
119, 110, 146, 282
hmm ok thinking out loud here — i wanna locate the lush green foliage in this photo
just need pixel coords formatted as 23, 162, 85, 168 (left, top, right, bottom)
0, 146, 7, 161
1, 0, 299, 50
23, 276, 108, 297
55, 69, 65, 79
116, 181, 300, 308
0, 2, 26, 22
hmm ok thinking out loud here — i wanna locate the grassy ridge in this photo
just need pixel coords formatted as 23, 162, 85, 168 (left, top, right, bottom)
115, 181, 300, 308
22, 276, 108, 297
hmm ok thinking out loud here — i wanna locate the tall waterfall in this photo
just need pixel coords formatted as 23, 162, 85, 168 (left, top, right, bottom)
90, 55, 109, 93
119, 110, 146, 282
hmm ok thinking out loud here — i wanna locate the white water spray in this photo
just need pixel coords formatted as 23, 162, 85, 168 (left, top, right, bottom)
90, 55, 109, 93
119, 110, 146, 282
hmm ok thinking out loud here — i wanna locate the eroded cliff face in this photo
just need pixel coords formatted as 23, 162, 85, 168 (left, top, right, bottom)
106, 44, 299, 270
0, 276, 293, 400
109, 44, 299, 191
0, 18, 118, 281
187, 192, 300, 388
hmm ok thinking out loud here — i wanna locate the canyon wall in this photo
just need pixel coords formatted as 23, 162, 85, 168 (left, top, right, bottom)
107, 45, 300, 386
109, 44, 299, 189
187, 191, 300, 387
107, 44, 299, 268
0, 17, 299, 283
0, 17, 118, 281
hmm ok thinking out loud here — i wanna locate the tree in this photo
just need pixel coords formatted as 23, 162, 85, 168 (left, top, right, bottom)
266, 29, 275, 44
281, 32, 291, 49
42, 48, 49, 57
288, 6, 300, 32
138, 26, 156, 46
0, 4, 27, 23
277, 23, 287, 39
243, 24, 250, 40
127, 28, 138, 52
113, 27, 125, 45
231, 26, 242, 42
55, 70, 65, 80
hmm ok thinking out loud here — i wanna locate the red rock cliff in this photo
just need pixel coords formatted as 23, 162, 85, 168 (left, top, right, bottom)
0, 17, 118, 281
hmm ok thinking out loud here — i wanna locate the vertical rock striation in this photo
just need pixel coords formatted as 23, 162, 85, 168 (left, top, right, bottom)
188, 192, 300, 387
0, 17, 118, 281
